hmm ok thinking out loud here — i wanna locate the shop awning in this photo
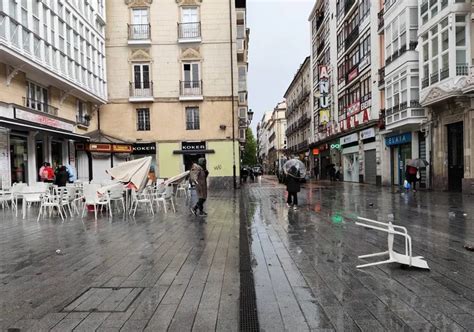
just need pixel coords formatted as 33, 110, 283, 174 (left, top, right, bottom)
0, 118, 89, 141
173, 149, 215, 155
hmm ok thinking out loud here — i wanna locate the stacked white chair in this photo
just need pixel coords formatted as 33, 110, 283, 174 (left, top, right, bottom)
130, 187, 154, 217
154, 184, 176, 213
82, 183, 112, 220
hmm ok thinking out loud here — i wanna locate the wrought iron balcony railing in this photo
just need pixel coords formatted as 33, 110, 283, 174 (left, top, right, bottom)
129, 81, 153, 98
178, 22, 201, 40
179, 80, 202, 96
128, 24, 151, 40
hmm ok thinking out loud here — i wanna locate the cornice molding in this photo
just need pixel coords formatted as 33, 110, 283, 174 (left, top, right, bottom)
420, 76, 468, 107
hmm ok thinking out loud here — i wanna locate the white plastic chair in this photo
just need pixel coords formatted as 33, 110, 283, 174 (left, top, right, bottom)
175, 180, 189, 198
82, 184, 112, 220
108, 185, 125, 213
130, 187, 154, 217
37, 193, 66, 222
154, 184, 176, 213
355, 217, 430, 270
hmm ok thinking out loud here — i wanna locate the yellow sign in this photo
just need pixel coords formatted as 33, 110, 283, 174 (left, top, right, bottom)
319, 109, 330, 124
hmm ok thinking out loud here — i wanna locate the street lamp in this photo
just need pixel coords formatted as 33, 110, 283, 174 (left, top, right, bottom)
247, 108, 254, 124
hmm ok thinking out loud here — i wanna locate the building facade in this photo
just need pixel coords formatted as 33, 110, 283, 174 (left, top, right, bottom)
267, 101, 287, 173
0, 0, 107, 186
99, 0, 249, 188
256, 110, 272, 173
379, 0, 428, 187
284, 56, 311, 167
419, 0, 473, 193
308, 0, 382, 184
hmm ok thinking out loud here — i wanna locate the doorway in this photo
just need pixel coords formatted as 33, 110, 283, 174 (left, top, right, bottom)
183, 153, 204, 171
51, 141, 63, 169
447, 122, 464, 191
10, 135, 28, 183
36, 141, 44, 181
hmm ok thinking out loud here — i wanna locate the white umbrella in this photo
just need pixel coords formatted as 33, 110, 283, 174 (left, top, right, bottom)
106, 156, 152, 191
164, 171, 190, 185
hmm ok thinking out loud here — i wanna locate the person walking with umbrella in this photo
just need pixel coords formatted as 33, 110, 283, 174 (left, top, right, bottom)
190, 158, 209, 216
406, 159, 429, 192
285, 165, 301, 210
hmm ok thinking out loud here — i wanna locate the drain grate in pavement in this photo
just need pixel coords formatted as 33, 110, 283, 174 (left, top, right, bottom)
240, 192, 260, 331
62, 287, 144, 313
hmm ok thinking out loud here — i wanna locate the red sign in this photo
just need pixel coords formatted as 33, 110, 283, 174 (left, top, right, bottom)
312, 148, 320, 155
348, 68, 359, 82
339, 109, 371, 132
15, 109, 75, 132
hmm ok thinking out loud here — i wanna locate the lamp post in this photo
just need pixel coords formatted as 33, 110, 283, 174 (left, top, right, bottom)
247, 108, 254, 125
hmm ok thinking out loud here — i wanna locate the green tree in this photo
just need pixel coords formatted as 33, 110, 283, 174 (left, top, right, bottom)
242, 128, 257, 166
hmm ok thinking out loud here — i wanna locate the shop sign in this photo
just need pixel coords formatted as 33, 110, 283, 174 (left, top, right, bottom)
182, 141, 206, 151
319, 66, 330, 114
385, 132, 412, 146
133, 142, 156, 154
113, 144, 132, 153
319, 109, 330, 124
330, 139, 341, 150
347, 101, 360, 116
359, 127, 375, 140
341, 133, 358, 145
339, 108, 371, 132
89, 143, 112, 152
312, 148, 320, 155
348, 67, 358, 82
15, 109, 74, 132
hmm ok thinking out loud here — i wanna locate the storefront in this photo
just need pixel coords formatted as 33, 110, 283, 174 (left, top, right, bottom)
157, 140, 240, 189
75, 140, 133, 182
341, 133, 359, 183
0, 104, 89, 186
359, 127, 377, 185
318, 143, 330, 180
385, 132, 412, 186
133, 142, 157, 177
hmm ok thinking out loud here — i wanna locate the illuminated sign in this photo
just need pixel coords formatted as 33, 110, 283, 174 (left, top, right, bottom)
319, 66, 330, 125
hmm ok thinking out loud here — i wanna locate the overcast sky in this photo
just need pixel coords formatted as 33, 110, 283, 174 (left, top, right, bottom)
247, 0, 314, 132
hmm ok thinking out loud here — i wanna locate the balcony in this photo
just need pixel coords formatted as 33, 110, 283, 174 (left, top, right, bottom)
385, 100, 426, 130
377, 9, 384, 33
316, 14, 325, 30
297, 140, 308, 152
456, 63, 468, 76
409, 41, 418, 50
440, 67, 449, 80
129, 81, 154, 102
378, 67, 385, 89
127, 24, 151, 45
345, 27, 359, 51
76, 114, 90, 127
23, 97, 58, 116
430, 72, 439, 84
344, 0, 356, 15
422, 77, 429, 89
179, 80, 203, 101
177, 22, 202, 43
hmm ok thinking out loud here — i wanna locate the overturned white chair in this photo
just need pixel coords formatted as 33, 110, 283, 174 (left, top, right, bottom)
355, 216, 430, 270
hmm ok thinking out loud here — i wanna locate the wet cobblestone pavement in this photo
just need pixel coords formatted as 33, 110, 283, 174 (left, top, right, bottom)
244, 176, 474, 331
0, 191, 239, 331
1, 179, 474, 331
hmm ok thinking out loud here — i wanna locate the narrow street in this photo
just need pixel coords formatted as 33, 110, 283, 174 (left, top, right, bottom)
244, 176, 474, 331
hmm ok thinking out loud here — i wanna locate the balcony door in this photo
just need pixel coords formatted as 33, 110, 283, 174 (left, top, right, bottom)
132, 8, 148, 39
133, 64, 151, 96
447, 122, 464, 191
27, 82, 48, 112
183, 63, 200, 94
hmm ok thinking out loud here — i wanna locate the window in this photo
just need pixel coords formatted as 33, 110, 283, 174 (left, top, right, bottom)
137, 108, 150, 131
131, 8, 148, 39
77, 100, 86, 121
133, 64, 150, 89
186, 107, 200, 130
183, 63, 199, 83
26, 81, 48, 111
181, 6, 199, 23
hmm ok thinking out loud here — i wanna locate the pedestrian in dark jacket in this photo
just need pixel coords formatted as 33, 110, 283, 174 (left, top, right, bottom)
285, 166, 301, 210
54, 166, 69, 187
190, 158, 209, 216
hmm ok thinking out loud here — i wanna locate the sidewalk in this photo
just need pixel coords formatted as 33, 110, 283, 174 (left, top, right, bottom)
244, 176, 474, 331
0, 191, 239, 331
